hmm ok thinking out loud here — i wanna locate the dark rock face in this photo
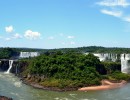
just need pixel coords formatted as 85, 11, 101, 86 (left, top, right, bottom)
0, 96, 13, 100
0, 60, 20, 74
0, 61, 9, 71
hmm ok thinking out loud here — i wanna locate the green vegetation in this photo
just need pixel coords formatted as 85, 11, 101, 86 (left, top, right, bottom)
1, 46, 130, 90
45, 46, 130, 54
101, 62, 121, 74
22, 52, 102, 88
0, 48, 18, 59
19, 51, 130, 89
108, 71, 130, 81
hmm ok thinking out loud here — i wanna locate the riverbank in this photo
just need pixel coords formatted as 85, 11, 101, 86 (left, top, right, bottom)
78, 80, 127, 91
21, 77, 127, 92
22, 78, 78, 92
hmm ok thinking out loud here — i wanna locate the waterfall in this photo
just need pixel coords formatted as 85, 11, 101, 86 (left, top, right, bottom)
20, 52, 40, 58
6, 60, 14, 74
85, 52, 130, 74
121, 54, 130, 74
93, 53, 106, 61
93, 53, 117, 62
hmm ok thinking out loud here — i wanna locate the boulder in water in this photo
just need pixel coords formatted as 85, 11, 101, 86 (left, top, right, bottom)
0, 96, 13, 100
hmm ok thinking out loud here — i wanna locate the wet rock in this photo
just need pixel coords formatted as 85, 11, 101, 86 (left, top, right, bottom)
0, 96, 13, 100
27, 73, 31, 79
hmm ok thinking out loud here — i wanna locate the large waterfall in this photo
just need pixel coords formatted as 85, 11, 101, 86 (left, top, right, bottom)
20, 52, 40, 58
121, 54, 130, 74
85, 53, 130, 74
93, 53, 117, 62
5, 60, 14, 74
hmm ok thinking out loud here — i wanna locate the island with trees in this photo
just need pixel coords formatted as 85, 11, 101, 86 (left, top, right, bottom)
18, 50, 130, 91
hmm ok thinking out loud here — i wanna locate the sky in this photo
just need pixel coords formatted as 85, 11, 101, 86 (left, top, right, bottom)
0, 0, 130, 49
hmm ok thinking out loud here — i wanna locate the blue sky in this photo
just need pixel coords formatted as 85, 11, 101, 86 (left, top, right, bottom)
0, 0, 130, 49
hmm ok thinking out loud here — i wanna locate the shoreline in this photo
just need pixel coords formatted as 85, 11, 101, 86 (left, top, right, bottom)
21, 77, 127, 92
22, 79, 77, 92
78, 80, 127, 91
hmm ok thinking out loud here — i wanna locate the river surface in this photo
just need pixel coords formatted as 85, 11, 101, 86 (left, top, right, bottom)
0, 72, 130, 100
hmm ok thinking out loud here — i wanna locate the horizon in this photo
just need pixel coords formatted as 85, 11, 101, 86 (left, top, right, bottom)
0, 0, 130, 49
0, 45, 130, 50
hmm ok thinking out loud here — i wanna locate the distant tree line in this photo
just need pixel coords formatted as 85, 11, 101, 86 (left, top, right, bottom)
46, 46, 130, 54
1, 46, 130, 59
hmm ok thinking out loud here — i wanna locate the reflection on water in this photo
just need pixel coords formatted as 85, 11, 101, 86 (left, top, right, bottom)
0, 72, 130, 100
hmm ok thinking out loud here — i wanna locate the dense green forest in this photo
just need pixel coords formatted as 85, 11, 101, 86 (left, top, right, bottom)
0, 47, 44, 59
0, 48, 18, 59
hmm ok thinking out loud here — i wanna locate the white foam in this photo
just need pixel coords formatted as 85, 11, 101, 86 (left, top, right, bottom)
54, 97, 60, 100
11, 92, 19, 96
80, 99, 89, 100
54, 97, 70, 100
69, 93, 77, 99
14, 82, 22, 87
69, 94, 77, 96
0, 74, 3, 77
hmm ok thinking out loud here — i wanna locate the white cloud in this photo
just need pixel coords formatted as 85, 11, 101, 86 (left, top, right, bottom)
96, 0, 130, 23
48, 36, 54, 40
67, 36, 75, 39
13, 33, 22, 39
97, 0, 130, 7
123, 16, 130, 22
70, 41, 75, 45
24, 30, 41, 40
5, 38, 11, 41
101, 9, 122, 17
5, 25, 14, 33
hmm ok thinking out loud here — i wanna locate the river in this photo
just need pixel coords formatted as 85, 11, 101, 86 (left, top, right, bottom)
0, 72, 130, 100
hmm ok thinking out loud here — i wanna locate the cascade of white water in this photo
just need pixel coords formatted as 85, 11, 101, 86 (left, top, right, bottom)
93, 53, 106, 61
85, 52, 130, 74
121, 54, 130, 74
6, 60, 13, 74
93, 53, 117, 62
20, 52, 40, 58
109, 53, 117, 62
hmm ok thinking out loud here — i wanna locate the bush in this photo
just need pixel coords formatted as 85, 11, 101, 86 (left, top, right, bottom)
109, 71, 130, 81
